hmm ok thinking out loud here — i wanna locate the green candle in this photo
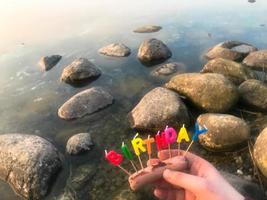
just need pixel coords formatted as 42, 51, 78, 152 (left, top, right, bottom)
121, 142, 138, 172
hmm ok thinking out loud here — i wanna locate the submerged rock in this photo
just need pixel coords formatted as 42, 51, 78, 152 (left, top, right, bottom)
133, 25, 162, 33
128, 87, 189, 132
197, 114, 250, 151
38, 55, 62, 71
0, 134, 62, 199
165, 73, 239, 113
242, 50, 267, 71
201, 58, 256, 85
60, 58, 101, 83
58, 87, 114, 120
137, 38, 172, 64
239, 79, 267, 111
254, 127, 267, 178
66, 133, 93, 155
151, 62, 186, 76
205, 41, 257, 61
98, 43, 131, 57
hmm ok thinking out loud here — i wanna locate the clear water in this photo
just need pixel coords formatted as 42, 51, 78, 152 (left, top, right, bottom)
0, 0, 267, 199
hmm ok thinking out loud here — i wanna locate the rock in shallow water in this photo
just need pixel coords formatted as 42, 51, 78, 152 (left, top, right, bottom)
254, 127, 267, 178
165, 73, 239, 113
239, 79, 267, 111
201, 58, 255, 85
151, 62, 186, 76
205, 41, 257, 61
243, 50, 267, 71
38, 55, 62, 71
128, 87, 189, 132
98, 43, 131, 57
133, 25, 162, 33
137, 38, 172, 64
58, 87, 114, 120
66, 133, 93, 155
197, 114, 250, 151
0, 134, 62, 199
60, 58, 101, 84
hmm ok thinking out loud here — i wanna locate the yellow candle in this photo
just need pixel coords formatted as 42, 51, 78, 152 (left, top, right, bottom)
177, 124, 190, 143
131, 133, 146, 156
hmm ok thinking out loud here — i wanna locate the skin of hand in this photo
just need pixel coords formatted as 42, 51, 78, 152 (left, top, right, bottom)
153, 150, 245, 200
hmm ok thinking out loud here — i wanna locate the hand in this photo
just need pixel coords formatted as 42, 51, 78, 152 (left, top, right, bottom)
154, 150, 244, 200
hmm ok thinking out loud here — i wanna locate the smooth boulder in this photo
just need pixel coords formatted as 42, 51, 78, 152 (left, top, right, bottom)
66, 133, 93, 155
98, 43, 131, 57
197, 114, 250, 151
205, 41, 257, 61
60, 58, 101, 83
201, 58, 255, 85
242, 50, 267, 71
58, 87, 113, 120
128, 87, 189, 132
137, 38, 172, 63
151, 62, 186, 76
239, 79, 267, 111
0, 134, 62, 199
254, 127, 267, 178
38, 55, 62, 71
165, 73, 239, 112
133, 25, 162, 33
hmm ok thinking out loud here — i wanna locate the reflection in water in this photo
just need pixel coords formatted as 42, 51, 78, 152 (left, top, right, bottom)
0, 0, 267, 199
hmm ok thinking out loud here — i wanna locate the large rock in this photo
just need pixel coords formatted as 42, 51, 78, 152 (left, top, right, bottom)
60, 58, 101, 83
137, 38, 172, 64
98, 43, 131, 57
242, 50, 267, 71
133, 25, 162, 33
205, 41, 257, 61
201, 58, 256, 85
38, 55, 62, 71
128, 87, 189, 132
0, 134, 62, 199
165, 73, 239, 112
58, 87, 114, 120
239, 79, 267, 111
254, 127, 267, 178
197, 114, 250, 151
66, 133, 93, 155
151, 62, 186, 76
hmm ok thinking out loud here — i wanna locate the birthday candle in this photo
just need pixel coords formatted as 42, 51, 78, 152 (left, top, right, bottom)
105, 150, 131, 175
177, 124, 190, 155
131, 133, 146, 170
121, 142, 138, 172
164, 126, 177, 158
155, 131, 168, 151
143, 135, 155, 160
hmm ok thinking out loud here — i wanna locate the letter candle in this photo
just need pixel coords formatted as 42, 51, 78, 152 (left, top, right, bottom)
131, 133, 146, 170
177, 124, 190, 155
155, 131, 168, 151
143, 135, 155, 160
105, 150, 131, 176
185, 123, 208, 155
121, 142, 138, 172
164, 126, 177, 158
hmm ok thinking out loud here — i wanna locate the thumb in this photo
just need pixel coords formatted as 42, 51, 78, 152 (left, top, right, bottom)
163, 169, 207, 194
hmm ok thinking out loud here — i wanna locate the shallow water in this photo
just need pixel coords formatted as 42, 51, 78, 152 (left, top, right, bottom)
0, 0, 267, 199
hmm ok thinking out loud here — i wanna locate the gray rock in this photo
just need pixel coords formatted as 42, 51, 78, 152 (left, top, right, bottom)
66, 133, 93, 155
254, 127, 267, 178
137, 38, 172, 63
60, 58, 101, 83
0, 134, 62, 199
239, 79, 267, 111
128, 87, 189, 132
205, 41, 257, 61
98, 43, 131, 57
151, 62, 186, 76
38, 55, 62, 71
165, 73, 239, 112
197, 114, 250, 151
243, 50, 267, 71
201, 58, 256, 85
58, 87, 114, 120
133, 25, 162, 33
221, 171, 265, 200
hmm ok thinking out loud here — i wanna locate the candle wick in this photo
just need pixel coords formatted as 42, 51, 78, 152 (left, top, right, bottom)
105, 150, 108, 155
133, 133, 139, 139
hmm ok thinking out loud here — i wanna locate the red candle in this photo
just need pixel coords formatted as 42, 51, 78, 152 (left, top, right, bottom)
155, 131, 168, 151
105, 150, 123, 166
